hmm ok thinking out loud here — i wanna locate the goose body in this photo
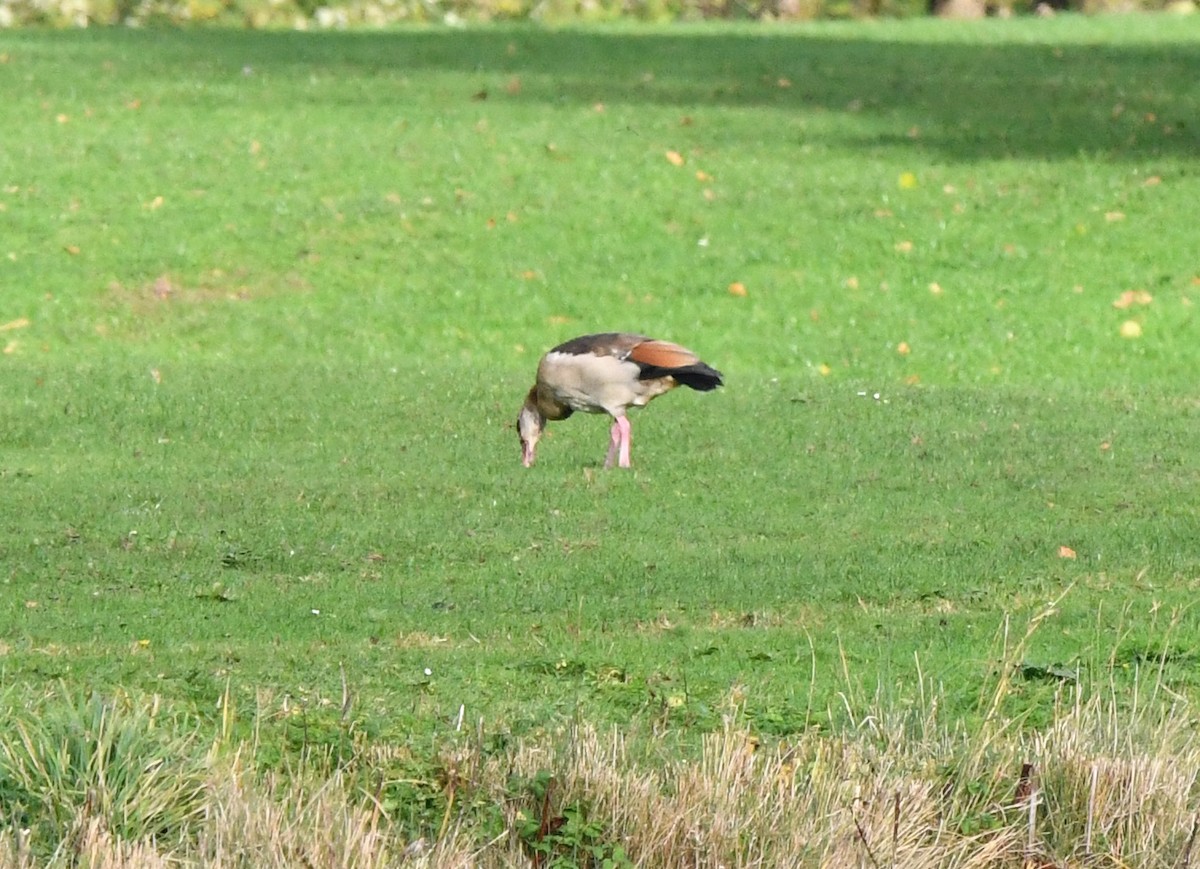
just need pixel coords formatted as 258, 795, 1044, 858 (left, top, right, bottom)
518, 332, 723, 468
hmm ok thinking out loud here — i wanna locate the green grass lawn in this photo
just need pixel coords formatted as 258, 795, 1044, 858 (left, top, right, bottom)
2, 13, 1200, 778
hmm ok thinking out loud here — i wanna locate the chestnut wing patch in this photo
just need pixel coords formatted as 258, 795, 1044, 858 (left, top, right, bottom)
628, 340, 699, 370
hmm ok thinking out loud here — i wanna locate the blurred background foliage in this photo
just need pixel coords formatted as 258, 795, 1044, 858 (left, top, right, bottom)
0, 0, 1194, 30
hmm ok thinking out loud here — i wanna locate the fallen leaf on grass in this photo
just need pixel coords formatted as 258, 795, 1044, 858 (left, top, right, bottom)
1112, 289, 1152, 309
144, 195, 164, 210
695, 170, 712, 182
0, 317, 30, 332
64, 244, 80, 256
897, 341, 911, 356
929, 282, 944, 296
728, 281, 747, 297
1104, 211, 1125, 222
1058, 546, 1077, 559
505, 76, 521, 95
898, 171, 918, 190
665, 150, 685, 166
894, 240, 914, 253
1143, 175, 1162, 187
1119, 320, 1143, 339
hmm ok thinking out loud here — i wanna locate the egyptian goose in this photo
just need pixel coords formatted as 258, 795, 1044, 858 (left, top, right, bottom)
518, 332, 723, 468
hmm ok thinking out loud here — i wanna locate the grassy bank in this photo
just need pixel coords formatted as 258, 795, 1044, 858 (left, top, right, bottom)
1, 16, 1199, 864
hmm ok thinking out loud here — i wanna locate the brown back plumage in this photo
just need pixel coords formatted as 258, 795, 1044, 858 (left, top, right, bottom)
546, 333, 723, 392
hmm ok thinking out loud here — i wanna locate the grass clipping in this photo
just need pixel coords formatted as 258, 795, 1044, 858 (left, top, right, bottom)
0, 674, 1198, 867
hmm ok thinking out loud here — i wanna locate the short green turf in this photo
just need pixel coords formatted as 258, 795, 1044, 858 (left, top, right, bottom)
1, 18, 1199, 754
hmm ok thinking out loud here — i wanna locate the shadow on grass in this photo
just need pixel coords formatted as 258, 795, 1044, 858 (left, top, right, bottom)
64, 24, 1200, 163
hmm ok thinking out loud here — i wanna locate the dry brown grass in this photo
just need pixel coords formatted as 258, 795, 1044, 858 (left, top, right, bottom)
1, 681, 1198, 868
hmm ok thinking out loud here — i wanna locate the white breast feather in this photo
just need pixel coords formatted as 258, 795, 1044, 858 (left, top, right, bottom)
540, 351, 672, 416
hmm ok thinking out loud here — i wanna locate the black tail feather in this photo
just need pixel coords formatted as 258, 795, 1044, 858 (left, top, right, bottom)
638, 362, 723, 391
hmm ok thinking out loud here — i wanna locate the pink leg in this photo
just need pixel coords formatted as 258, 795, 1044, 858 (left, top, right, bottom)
604, 419, 621, 469
616, 416, 632, 468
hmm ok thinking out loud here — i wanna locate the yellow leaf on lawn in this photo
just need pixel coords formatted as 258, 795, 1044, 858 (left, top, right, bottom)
728, 282, 747, 297
1058, 546, 1077, 559
1112, 289, 1152, 309
0, 317, 30, 332
929, 282, 944, 296
818, 363, 832, 376
665, 150, 685, 167
1105, 211, 1125, 222
145, 195, 164, 210
894, 240, 914, 253
897, 341, 911, 356
695, 170, 713, 182
1119, 320, 1143, 339
898, 171, 918, 190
